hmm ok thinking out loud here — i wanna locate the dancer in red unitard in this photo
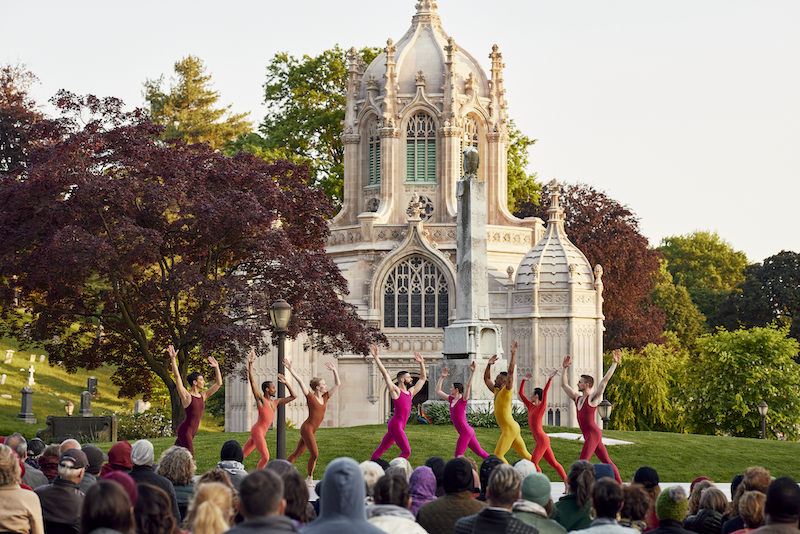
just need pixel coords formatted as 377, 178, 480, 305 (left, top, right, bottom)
519, 369, 567, 482
435, 361, 490, 459
169, 345, 223, 456
285, 357, 340, 486
241, 348, 297, 469
370, 344, 427, 461
561, 350, 623, 483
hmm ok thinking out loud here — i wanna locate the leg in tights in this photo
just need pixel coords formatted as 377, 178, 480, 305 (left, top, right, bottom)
302, 426, 319, 478
287, 437, 307, 464
542, 448, 567, 482
455, 432, 472, 457
242, 437, 256, 459
467, 435, 489, 459
371, 432, 396, 460
494, 429, 516, 463
589, 441, 621, 483
511, 433, 532, 461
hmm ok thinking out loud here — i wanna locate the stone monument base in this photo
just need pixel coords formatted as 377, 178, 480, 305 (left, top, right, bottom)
36, 415, 117, 443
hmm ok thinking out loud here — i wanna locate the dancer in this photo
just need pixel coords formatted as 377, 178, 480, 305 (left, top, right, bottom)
484, 340, 532, 464
370, 344, 427, 461
241, 348, 297, 469
169, 345, 222, 456
285, 357, 340, 486
561, 350, 622, 483
519, 369, 567, 482
434, 362, 489, 459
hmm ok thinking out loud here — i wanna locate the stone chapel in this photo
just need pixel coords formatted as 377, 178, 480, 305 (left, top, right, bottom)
225, 0, 605, 432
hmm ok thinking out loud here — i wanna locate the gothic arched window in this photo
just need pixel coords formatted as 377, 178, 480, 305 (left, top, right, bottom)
459, 115, 479, 178
406, 112, 436, 183
383, 256, 449, 328
367, 119, 381, 186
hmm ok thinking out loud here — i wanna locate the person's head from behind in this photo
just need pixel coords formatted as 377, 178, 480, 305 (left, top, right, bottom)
592, 478, 624, 520
655, 486, 688, 523
739, 491, 767, 529
479, 455, 503, 494
186, 481, 235, 534
764, 477, 800, 526
267, 462, 313, 524
42, 444, 61, 459
359, 460, 385, 498
699, 487, 728, 514
58, 448, 88, 483
4, 433, 26, 460
156, 445, 196, 486
688, 480, 714, 516
621, 483, 651, 521
81, 480, 135, 534
0, 444, 21, 486
567, 460, 595, 509
134, 484, 180, 534
444, 457, 475, 495
219, 440, 244, 464
239, 469, 285, 519
374, 472, 411, 508
486, 464, 522, 509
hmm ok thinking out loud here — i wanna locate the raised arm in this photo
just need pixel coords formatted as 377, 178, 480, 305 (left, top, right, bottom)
505, 341, 518, 390
484, 355, 497, 393
589, 350, 621, 406
541, 368, 558, 405
201, 356, 223, 400
409, 351, 427, 396
324, 362, 341, 397
519, 372, 532, 407
275, 374, 297, 406
284, 358, 311, 396
434, 367, 450, 401
561, 355, 578, 401
246, 348, 264, 409
463, 361, 477, 400
370, 344, 399, 399
168, 345, 191, 407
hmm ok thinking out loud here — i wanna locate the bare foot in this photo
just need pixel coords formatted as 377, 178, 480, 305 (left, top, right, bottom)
306, 475, 315, 487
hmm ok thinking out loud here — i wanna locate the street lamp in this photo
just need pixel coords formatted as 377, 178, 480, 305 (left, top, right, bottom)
270, 298, 292, 459
758, 401, 769, 440
598, 399, 613, 430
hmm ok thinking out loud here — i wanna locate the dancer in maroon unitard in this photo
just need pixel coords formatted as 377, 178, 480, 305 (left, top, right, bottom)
561, 350, 622, 483
520, 369, 567, 482
169, 345, 223, 456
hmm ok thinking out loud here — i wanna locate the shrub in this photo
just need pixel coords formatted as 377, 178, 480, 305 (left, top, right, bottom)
111, 408, 173, 440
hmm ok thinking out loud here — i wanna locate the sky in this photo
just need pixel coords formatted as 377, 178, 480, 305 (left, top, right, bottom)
3, 0, 798, 263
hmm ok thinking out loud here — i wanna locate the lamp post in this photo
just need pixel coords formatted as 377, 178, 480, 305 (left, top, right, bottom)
65, 401, 75, 417
270, 298, 292, 459
598, 399, 613, 430
758, 401, 769, 440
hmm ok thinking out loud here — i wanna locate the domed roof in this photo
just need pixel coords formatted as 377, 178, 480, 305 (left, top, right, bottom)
515, 180, 596, 291
357, 0, 490, 101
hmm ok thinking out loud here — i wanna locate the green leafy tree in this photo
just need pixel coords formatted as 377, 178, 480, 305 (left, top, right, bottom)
144, 55, 252, 150
603, 344, 688, 432
651, 260, 706, 350
684, 325, 800, 439
659, 231, 749, 326
507, 119, 540, 213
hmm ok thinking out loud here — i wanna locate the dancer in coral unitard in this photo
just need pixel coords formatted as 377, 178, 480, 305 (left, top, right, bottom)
241, 348, 297, 469
285, 357, 340, 486
561, 350, 623, 483
484, 341, 532, 464
370, 344, 427, 461
169, 345, 223, 457
520, 369, 567, 482
435, 361, 489, 459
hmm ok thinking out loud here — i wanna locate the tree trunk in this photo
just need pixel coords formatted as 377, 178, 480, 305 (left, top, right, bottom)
168, 382, 185, 435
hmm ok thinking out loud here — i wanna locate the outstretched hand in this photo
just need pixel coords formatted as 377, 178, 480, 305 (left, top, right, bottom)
441, 367, 450, 378
325, 361, 336, 372
207, 356, 219, 369
247, 348, 256, 365
563, 355, 572, 368
470, 361, 476, 372
613, 349, 622, 364
414, 351, 424, 364
549, 368, 559, 379
167, 345, 178, 360
510, 340, 519, 355
523, 372, 533, 381
277, 374, 287, 384
283, 358, 292, 370
488, 355, 499, 366
369, 344, 378, 359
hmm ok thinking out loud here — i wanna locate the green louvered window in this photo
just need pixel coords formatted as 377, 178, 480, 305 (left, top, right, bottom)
406, 112, 436, 182
367, 119, 381, 185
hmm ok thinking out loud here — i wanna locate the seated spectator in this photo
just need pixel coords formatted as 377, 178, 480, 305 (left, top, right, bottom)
477, 455, 504, 502
302, 457, 384, 534
685, 487, 728, 534
620, 484, 652, 533
689, 482, 716, 517
6, 433, 48, 489
79, 445, 105, 494
100, 441, 133, 478
633, 466, 661, 532
513, 472, 568, 534
408, 466, 436, 517
595, 464, 616, 481
266, 462, 316, 529
26, 437, 46, 471
454, 464, 536, 534
752, 477, 800, 534
156, 446, 196, 523
426, 456, 446, 497
389, 457, 413, 481
185, 481, 235, 534
366, 472, 428, 533
127, 440, 180, 523
554, 460, 595, 532
730, 491, 766, 534
571, 478, 638, 534
225, 470, 299, 534
38, 445, 61, 483
80, 479, 135, 534
514, 459, 539, 480
60, 440, 80, 454
359, 460, 385, 505
134, 484, 181, 534
649, 486, 692, 534
35, 449, 87, 533
417, 457, 487, 534
216, 440, 247, 490
103, 471, 138, 506
0, 443, 44, 534
723, 468, 771, 534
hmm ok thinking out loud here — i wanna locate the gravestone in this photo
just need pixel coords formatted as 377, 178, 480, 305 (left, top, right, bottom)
134, 400, 151, 413
4, 350, 13, 364
87, 377, 98, 399
37, 415, 117, 443
18, 386, 36, 424
39, 355, 46, 363
79, 391, 93, 417
27, 365, 35, 386
29, 354, 35, 363
1, 374, 6, 384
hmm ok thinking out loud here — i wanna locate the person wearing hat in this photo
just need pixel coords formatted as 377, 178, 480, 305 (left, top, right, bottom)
217, 439, 248, 490
127, 439, 181, 523
514, 472, 568, 534
648, 486, 693, 534
34, 448, 87, 532
417, 457, 488, 534
5, 433, 48, 489
633, 466, 661, 532
78, 444, 106, 494
454, 464, 537, 534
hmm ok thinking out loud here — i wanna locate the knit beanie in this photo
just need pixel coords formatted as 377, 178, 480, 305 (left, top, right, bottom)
443, 457, 474, 494
514, 459, 538, 479
656, 485, 688, 521
82, 444, 107, 476
521, 472, 552, 506
594, 463, 616, 481
103, 470, 139, 505
130, 440, 154, 466
220, 440, 244, 463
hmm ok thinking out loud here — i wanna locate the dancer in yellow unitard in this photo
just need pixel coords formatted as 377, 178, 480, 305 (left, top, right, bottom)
484, 340, 532, 464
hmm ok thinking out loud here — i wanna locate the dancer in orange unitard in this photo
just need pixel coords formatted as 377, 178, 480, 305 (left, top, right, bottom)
519, 369, 567, 483
284, 357, 340, 486
242, 348, 297, 469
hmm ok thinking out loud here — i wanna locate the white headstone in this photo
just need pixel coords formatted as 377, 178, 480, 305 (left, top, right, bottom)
0, 394, 11, 399
4, 350, 13, 364
39, 355, 45, 363
26, 365, 35, 386
134, 400, 151, 413
0, 374, 6, 384
29, 354, 35, 363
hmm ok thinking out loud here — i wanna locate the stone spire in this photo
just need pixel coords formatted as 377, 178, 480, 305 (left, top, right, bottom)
382, 38, 399, 128
413, 0, 441, 26
488, 44, 507, 132
442, 37, 459, 126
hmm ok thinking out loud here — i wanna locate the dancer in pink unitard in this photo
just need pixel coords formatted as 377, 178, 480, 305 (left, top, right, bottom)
435, 361, 489, 459
561, 350, 623, 484
520, 369, 567, 482
370, 344, 427, 460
